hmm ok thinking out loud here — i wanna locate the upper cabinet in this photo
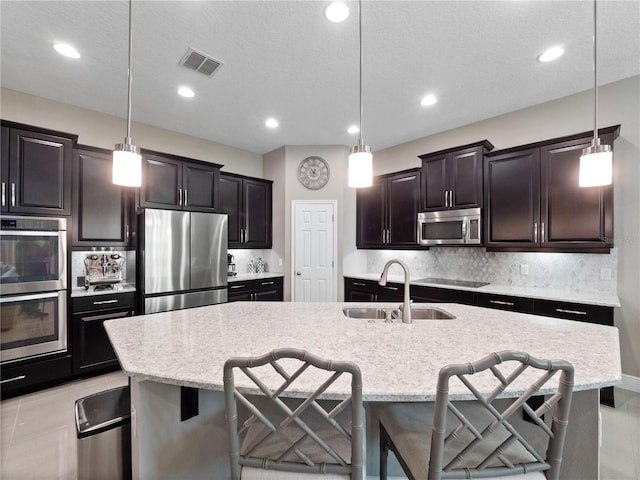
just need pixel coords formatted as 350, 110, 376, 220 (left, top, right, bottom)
419, 140, 493, 212
72, 146, 134, 247
139, 151, 222, 212
356, 168, 421, 249
219, 173, 272, 249
484, 126, 619, 252
1, 121, 76, 216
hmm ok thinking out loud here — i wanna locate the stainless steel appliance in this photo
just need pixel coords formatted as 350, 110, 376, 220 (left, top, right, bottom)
227, 253, 236, 277
139, 209, 227, 313
0, 216, 68, 363
418, 207, 482, 246
84, 251, 125, 290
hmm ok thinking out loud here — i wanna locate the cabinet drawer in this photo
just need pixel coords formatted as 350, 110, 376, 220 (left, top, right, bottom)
412, 285, 475, 305
345, 278, 377, 291
533, 299, 613, 326
1, 355, 72, 399
227, 282, 252, 294
256, 278, 282, 289
72, 292, 136, 313
474, 293, 534, 313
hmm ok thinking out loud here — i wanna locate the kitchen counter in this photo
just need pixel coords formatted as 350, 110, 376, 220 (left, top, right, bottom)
70, 282, 136, 297
105, 301, 619, 479
346, 273, 621, 307
105, 301, 620, 399
227, 272, 284, 282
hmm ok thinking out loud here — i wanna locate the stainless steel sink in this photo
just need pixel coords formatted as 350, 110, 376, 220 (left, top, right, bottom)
342, 306, 455, 320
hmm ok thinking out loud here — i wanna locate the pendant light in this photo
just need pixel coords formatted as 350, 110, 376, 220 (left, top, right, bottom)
579, 0, 612, 187
113, 0, 142, 187
348, 0, 373, 188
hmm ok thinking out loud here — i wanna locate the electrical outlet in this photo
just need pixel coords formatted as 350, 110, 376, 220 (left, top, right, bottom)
278, 258, 283, 267
520, 264, 529, 276
600, 268, 612, 280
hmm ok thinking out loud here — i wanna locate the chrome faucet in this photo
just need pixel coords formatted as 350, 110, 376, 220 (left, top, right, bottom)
379, 259, 412, 324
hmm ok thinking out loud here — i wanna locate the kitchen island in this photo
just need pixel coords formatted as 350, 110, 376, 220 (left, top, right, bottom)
105, 301, 621, 479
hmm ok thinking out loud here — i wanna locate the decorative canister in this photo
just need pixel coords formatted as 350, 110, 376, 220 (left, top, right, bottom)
248, 260, 255, 274
256, 258, 265, 274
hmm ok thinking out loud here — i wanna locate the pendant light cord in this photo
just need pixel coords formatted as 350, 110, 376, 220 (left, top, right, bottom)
126, 0, 134, 141
357, 0, 364, 149
592, 0, 598, 144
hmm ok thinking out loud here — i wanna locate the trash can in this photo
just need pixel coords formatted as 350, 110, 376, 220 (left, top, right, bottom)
75, 385, 132, 480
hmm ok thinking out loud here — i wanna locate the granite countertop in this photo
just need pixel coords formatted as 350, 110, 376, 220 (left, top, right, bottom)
228, 272, 284, 282
71, 283, 136, 297
346, 273, 621, 307
104, 301, 621, 402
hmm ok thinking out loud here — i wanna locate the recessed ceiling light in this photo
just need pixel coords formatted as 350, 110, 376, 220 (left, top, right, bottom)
537, 46, 565, 63
420, 94, 438, 106
177, 86, 195, 98
325, 2, 349, 23
53, 43, 80, 59
347, 125, 360, 134
265, 118, 279, 128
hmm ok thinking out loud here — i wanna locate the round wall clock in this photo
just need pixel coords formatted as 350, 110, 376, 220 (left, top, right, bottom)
297, 156, 330, 190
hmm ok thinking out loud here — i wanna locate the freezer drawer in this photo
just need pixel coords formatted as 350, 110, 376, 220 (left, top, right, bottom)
144, 288, 227, 314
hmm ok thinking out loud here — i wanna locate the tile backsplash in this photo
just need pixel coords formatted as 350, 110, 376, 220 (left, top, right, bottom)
365, 247, 618, 295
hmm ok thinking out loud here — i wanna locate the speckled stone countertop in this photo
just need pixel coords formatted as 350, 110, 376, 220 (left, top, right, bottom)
105, 301, 621, 401
228, 272, 284, 282
346, 273, 621, 307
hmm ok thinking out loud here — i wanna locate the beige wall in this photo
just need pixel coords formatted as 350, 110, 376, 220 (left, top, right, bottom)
1, 88, 262, 177
369, 75, 640, 378
264, 145, 351, 301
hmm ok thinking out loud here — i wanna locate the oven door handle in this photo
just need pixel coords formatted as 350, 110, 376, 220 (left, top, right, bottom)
0, 231, 61, 237
0, 291, 61, 303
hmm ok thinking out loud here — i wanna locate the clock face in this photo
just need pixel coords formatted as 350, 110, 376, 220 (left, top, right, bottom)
298, 156, 330, 190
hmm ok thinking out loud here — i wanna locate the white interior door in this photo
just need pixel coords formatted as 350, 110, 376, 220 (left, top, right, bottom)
292, 201, 336, 302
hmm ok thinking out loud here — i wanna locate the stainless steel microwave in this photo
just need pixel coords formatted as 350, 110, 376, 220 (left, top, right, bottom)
418, 207, 482, 245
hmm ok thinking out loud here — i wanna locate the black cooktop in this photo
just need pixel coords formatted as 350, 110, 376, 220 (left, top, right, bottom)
414, 277, 489, 288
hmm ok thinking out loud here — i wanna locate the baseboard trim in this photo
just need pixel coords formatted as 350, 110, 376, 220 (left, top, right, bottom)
621, 374, 640, 393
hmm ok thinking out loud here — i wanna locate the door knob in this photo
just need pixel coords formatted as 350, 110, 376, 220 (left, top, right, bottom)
296, 271, 302, 276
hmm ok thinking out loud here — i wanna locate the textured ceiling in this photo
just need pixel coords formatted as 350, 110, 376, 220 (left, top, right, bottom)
1, 1, 639, 155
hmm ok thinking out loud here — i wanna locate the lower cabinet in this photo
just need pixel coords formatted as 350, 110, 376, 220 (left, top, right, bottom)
344, 277, 405, 302
473, 292, 534, 313
72, 293, 136, 375
227, 277, 283, 302
0, 355, 72, 399
412, 285, 475, 305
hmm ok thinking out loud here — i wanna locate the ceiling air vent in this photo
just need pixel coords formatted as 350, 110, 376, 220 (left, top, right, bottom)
179, 47, 223, 77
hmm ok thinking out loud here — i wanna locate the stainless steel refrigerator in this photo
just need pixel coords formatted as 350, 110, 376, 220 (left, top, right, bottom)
139, 209, 228, 314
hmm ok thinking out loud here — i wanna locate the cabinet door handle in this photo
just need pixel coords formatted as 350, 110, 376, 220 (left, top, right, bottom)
261, 281, 274, 286
178, 189, 183, 206
184, 189, 188, 206
244, 227, 249, 243
1, 182, 5, 207
353, 282, 366, 287
0, 375, 26, 384
230, 284, 246, 289
489, 299, 515, 306
541, 222, 545, 243
11, 183, 16, 206
448, 190, 454, 208
534, 223, 538, 243
125, 224, 130, 243
555, 308, 587, 316
444, 191, 449, 208
92, 299, 119, 305
383, 286, 398, 291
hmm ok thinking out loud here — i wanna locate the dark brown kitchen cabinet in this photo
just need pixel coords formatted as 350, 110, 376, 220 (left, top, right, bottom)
344, 277, 404, 302
356, 168, 421, 248
227, 277, 283, 302
485, 126, 618, 253
0, 354, 72, 399
72, 146, 134, 247
219, 173, 272, 249
412, 285, 475, 305
420, 140, 493, 211
72, 293, 136, 375
1, 121, 76, 215
139, 150, 222, 212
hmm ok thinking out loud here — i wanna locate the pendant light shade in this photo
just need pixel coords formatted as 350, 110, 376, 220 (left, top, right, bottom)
113, 0, 141, 187
579, 0, 612, 187
348, 0, 373, 188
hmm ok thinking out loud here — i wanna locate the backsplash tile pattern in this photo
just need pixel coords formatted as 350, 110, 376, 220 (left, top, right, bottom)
366, 247, 618, 295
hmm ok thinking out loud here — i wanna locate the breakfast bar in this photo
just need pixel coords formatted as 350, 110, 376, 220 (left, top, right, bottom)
104, 301, 621, 479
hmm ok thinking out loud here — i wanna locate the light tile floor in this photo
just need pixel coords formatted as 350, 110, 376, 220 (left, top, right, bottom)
1, 374, 639, 479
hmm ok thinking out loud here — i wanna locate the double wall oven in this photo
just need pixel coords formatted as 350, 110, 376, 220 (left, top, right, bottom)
1, 216, 68, 365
